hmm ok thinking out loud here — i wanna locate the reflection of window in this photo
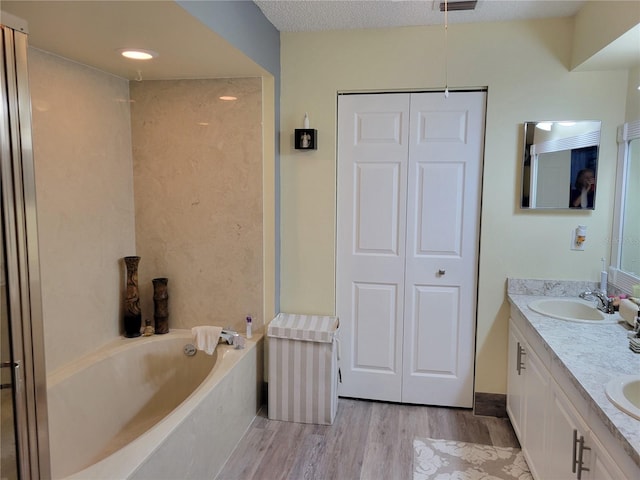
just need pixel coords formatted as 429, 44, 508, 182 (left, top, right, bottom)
621, 138, 640, 275
611, 120, 640, 290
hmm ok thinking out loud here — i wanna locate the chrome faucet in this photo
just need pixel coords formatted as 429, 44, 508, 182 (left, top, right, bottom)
219, 328, 245, 349
579, 290, 614, 314
219, 328, 239, 344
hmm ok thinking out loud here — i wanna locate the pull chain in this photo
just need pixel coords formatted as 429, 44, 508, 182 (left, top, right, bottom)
444, 0, 449, 98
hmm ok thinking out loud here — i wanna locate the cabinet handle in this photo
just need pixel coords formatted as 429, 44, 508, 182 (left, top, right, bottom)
572, 429, 591, 479
516, 342, 526, 375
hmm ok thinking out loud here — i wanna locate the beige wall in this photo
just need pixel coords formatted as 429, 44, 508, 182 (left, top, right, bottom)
130, 78, 264, 334
29, 48, 135, 372
30, 49, 266, 371
279, 18, 629, 394
572, 1, 640, 70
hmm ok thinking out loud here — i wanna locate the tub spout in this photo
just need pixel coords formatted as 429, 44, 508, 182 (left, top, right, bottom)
220, 329, 245, 349
220, 329, 238, 345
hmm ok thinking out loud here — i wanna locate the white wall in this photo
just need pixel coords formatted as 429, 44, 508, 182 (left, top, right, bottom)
278, 17, 628, 394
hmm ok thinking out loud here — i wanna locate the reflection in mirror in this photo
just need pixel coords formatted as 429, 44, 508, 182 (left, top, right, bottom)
620, 137, 640, 276
611, 120, 640, 291
521, 121, 601, 209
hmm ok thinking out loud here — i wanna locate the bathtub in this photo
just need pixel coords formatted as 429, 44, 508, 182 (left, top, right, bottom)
46, 330, 261, 479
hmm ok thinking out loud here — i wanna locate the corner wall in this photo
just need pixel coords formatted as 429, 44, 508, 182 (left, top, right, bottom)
30, 50, 266, 371
131, 78, 264, 334
29, 48, 135, 372
279, 18, 628, 395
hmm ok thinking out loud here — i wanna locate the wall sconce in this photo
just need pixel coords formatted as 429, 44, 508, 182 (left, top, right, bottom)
295, 112, 317, 150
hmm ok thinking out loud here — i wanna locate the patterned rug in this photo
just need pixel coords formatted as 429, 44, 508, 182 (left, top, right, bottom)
413, 437, 532, 480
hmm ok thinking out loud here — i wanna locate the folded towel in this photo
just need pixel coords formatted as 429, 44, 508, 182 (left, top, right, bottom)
191, 326, 223, 355
620, 299, 640, 327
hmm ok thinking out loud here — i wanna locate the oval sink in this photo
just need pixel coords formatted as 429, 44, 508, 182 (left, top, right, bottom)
528, 298, 618, 323
606, 375, 640, 420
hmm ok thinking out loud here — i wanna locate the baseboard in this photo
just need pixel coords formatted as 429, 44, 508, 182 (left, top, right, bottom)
474, 392, 507, 417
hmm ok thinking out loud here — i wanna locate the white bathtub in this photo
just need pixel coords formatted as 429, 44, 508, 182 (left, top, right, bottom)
46, 330, 261, 479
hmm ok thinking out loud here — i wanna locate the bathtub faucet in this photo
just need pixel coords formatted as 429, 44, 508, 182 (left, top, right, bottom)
220, 329, 245, 349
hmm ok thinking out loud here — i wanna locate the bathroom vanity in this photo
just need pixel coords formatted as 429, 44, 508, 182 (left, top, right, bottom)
506, 284, 640, 480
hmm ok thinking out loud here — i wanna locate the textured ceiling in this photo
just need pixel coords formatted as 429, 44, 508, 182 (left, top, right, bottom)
253, 0, 587, 32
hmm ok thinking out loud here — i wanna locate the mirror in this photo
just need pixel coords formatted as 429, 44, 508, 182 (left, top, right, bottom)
612, 120, 640, 285
521, 121, 601, 209
620, 136, 639, 276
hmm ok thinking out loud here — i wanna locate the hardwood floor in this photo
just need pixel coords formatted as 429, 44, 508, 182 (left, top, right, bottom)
216, 398, 520, 480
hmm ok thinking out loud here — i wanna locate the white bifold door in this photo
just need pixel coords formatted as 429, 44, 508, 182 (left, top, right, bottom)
336, 91, 485, 407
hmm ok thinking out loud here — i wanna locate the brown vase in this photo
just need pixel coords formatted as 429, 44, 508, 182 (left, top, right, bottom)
123, 256, 142, 338
153, 277, 169, 334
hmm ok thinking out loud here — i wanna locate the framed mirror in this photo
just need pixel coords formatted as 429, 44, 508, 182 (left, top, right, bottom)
520, 120, 601, 209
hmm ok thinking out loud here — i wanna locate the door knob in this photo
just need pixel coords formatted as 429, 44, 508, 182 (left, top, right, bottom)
438, 269, 446, 276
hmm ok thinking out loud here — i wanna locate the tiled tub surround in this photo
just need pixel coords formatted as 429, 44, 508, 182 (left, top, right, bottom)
507, 279, 640, 474
48, 331, 261, 480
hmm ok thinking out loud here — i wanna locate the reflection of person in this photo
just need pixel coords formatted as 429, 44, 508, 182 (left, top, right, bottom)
570, 168, 595, 208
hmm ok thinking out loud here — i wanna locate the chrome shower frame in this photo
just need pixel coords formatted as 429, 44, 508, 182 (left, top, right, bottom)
1, 13, 51, 479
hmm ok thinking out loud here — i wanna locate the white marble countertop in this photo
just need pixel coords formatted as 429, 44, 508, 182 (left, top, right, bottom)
508, 293, 640, 467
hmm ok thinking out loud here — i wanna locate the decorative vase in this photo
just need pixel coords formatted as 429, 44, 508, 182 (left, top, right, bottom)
123, 256, 142, 338
153, 277, 169, 334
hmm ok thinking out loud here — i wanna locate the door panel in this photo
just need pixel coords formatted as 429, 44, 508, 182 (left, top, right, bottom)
355, 163, 400, 254
337, 93, 409, 402
402, 92, 484, 407
410, 285, 459, 375
415, 162, 464, 255
353, 282, 397, 371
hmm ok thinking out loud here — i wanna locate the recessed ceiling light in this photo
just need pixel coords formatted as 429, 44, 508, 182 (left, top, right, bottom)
118, 48, 158, 60
219, 96, 237, 101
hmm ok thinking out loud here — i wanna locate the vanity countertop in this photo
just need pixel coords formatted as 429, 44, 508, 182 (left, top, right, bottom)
508, 293, 640, 467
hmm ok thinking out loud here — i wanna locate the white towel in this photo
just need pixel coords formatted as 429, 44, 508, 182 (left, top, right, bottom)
620, 299, 640, 327
191, 326, 223, 355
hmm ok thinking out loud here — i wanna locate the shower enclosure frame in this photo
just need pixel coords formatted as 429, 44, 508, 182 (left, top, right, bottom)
1, 13, 51, 479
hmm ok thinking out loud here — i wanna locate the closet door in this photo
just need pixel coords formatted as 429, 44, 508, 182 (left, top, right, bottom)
401, 92, 485, 407
336, 91, 484, 407
336, 93, 410, 401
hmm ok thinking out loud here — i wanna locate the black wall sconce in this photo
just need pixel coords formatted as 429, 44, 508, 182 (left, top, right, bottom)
294, 129, 317, 150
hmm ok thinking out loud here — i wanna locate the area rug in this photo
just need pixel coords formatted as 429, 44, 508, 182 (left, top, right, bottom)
413, 437, 532, 480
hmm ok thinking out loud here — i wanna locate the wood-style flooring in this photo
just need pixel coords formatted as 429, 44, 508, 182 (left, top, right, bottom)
216, 398, 519, 480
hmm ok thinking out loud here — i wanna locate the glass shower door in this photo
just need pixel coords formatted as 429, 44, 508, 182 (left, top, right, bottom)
1, 16, 50, 479
1, 218, 18, 479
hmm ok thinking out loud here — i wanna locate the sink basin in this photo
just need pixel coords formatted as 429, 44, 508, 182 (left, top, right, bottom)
606, 375, 640, 420
528, 298, 618, 323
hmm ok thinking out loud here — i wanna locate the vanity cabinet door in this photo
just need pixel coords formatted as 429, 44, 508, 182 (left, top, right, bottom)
507, 318, 525, 440
521, 342, 548, 480
546, 380, 590, 479
585, 432, 626, 480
